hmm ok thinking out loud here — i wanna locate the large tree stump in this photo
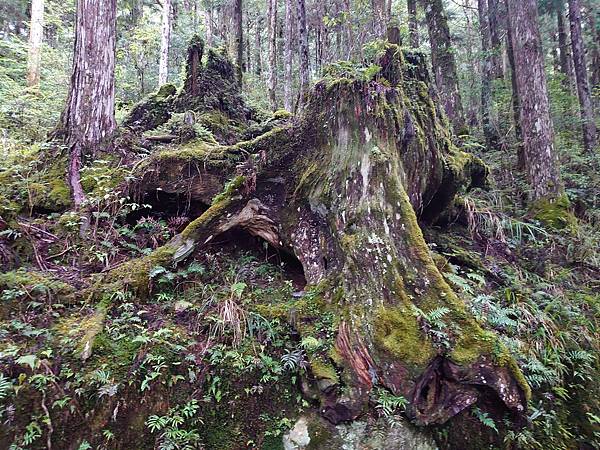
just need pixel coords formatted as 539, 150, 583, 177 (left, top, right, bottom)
113, 45, 528, 427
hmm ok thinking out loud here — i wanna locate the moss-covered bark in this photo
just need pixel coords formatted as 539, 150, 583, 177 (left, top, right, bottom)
112, 44, 527, 428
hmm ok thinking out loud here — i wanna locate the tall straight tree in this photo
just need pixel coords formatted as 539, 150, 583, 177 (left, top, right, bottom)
158, 0, 172, 86
487, 0, 504, 79
372, 0, 387, 37
297, 0, 309, 107
284, 0, 294, 110
26, 0, 44, 87
477, 0, 498, 149
254, 15, 262, 76
422, 0, 467, 134
408, 0, 419, 48
506, 0, 563, 201
58, 0, 117, 206
557, 5, 575, 89
204, 7, 214, 47
506, 23, 524, 168
585, 4, 600, 97
568, 0, 598, 151
233, 0, 243, 85
267, 0, 278, 109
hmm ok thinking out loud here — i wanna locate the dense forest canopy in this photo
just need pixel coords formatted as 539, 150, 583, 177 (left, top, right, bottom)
0, 0, 599, 449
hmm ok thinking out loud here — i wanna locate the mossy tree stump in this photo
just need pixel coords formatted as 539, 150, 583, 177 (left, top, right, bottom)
110, 44, 528, 428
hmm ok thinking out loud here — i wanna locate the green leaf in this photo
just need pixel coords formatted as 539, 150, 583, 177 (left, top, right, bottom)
231, 282, 247, 299
16, 354, 39, 370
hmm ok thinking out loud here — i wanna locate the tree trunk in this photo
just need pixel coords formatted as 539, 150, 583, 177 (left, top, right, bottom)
408, 0, 419, 48
254, 15, 262, 76
422, 0, 467, 135
57, 0, 117, 207
585, 5, 600, 102
487, 0, 504, 79
506, 0, 563, 201
233, 0, 243, 86
158, 0, 172, 86
557, 6, 575, 90
568, 0, 598, 151
205, 7, 213, 47
284, 0, 294, 111
506, 23, 524, 169
246, 14, 251, 73
267, 0, 278, 110
297, 0, 309, 109
372, 0, 387, 38
478, 0, 498, 149
26, 0, 44, 87
342, 0, 353, 59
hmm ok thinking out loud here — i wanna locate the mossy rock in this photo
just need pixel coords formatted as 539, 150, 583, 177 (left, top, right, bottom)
531, 194, 577, 231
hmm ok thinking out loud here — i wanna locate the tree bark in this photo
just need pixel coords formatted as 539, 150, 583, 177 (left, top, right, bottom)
233, 0, 243, 86
267, 0, 278, 109
584, 4, 600, 101
478, 0, 499, 149
296, 0, 309, 109
422, 0, 467, 135
372, 0, 387, 38
158, 0, 172, 86
408, 0, 419, 48
246, 14, 251, 73
506, 23, 524, 169
506, 0, 563, 201
487, 0, 504, 79
284, 0, 294, 111
57, 0, 117, 206
254, 15, 262, 76
205, 7, 213, 47
568, 0, 598, 151
26, 0, 44, 87
557, 6, 575, 90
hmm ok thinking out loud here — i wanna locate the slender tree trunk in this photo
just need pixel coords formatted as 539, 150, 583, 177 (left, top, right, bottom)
284, 0, 294, 111
568, 0, 598, 151
585, 6, 600, 101
342, 0, 353, 59
487, 0, 504, 79
297, 0, 309, 109
372, 0, 386, 38
408, 0, 419, 48
158, 0, 172, 86
254, 16, 262, 76
233, 0, 243, 86
267, 0, 278, 109
506, 23, 523, 167
26, 0, 45, 87
246, 15, 251, 73
422, 0, 467, 135
58, 0, 117, 206
506, 0, 563, 201
478, 0, 498, 149
557, 6, 575, 90
205, 8, 213, 47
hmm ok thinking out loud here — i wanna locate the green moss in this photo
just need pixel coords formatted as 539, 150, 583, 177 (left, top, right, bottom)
373, 306, 435, 369
77, 299, 109, 360
310, 357, 339, 384
531, 194, 577, 231
156, 83, 177, 98
211, 175, 246, 205
272, 109, 293, 119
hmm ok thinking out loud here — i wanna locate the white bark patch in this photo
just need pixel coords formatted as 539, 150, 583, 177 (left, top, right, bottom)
360, 152, 371, 200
